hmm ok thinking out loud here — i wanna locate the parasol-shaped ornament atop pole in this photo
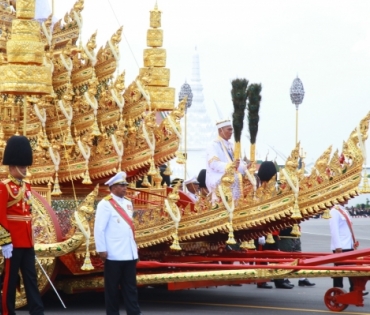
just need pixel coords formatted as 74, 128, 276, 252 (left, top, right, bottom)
177, 82, 193, 176
290, 77, 305, 145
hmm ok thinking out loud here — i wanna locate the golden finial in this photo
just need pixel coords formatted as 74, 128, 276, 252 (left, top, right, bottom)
150, 1, 162, 29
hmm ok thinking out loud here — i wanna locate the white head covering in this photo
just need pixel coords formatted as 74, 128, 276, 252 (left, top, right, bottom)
216, 119, 232, 129
184, 176, 199, 185
105, 171, 129, 186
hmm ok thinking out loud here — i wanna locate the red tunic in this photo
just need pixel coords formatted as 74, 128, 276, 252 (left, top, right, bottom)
0, 179, 33, 248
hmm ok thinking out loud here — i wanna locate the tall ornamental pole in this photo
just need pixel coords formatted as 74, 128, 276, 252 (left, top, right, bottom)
290, 77, 305, 145
179, 82, 193, 181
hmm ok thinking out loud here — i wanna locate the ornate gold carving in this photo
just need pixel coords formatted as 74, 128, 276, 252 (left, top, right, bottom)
150, 4, 162, 29
15, 0, 35, 19
0, 64, 53, 94
146, 86, 175, 110
147, 29, 163, 47
7, 41, 44, 64
143, 48, 166, 67
139, 67, 169, 87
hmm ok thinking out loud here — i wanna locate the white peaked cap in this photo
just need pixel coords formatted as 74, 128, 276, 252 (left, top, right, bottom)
184, 176, 199, 185
105, 171, 128, 186
216, 119, 232, 129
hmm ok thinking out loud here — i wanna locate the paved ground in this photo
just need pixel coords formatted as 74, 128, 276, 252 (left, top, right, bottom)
16, 217, 370, 314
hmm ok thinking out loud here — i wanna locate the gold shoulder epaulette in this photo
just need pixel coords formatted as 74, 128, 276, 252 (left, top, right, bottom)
104, 195, 112, 200
124, 196, 131, 201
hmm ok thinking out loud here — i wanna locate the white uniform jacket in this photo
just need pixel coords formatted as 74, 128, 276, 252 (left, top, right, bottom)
329, 205, 353, 251
94, 194, 138, 261
186, 191, 198, 202
206, 137, 245, 193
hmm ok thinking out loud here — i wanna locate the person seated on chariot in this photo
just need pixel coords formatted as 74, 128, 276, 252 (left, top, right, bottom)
197, 169, 209, 197
170, 178, 183, 190
206, 119, 247, 203
184, 176, 200, 201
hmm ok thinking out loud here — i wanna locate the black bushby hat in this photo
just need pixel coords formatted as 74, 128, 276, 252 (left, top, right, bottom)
257, 161, 277, 182
2, 135, 33, 166
197, 169, 207, 188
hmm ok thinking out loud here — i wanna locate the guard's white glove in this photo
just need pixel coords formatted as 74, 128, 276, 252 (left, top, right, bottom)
2, 243, 13, 259
258, 236, 266, 246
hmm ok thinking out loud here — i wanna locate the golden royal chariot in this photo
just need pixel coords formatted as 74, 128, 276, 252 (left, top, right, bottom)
0, 0, 370, 312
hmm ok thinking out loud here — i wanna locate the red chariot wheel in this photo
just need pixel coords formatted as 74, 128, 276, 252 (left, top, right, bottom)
324, 287, 349, 312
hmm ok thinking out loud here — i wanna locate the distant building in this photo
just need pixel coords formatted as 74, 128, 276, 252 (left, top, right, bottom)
171, 47, 216, 181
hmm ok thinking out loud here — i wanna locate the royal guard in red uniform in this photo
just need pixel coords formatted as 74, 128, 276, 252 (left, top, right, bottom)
0, 135, 44, 315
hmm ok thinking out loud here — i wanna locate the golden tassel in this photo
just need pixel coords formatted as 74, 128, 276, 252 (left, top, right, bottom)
266, 233, 275, 244
41, 129, 50, 148
226, 223, 236, 244
64, 128, 75, 146
163, 162, 172, 176
240, 241, 248, 249
291, 198, 302, 219
322, 209, 331, 219
82, 169, 92, 184
81, 251, 94, 271
241, 239, 256, 249
170, 231, 182, 251
291, 224, 301, 236
91, 116, 101, 136
175, 151, 186, 164
141, 175, 151, 187
51, 173, 62, 196
147, 158, 157, 176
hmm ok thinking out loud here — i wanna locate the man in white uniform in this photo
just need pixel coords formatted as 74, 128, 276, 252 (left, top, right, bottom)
94, 172, 142, 315
206, 119, 246, 202
329, 202, 367, 295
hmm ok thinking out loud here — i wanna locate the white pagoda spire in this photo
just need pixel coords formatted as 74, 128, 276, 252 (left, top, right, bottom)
171, 47, 216, 182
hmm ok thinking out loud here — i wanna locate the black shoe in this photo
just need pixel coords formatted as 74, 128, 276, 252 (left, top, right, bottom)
363, 291, 369, 296
257, 282, 273, 289
275, 282, 294, 289
298, 279, 315, 287
284, 279, 294, 287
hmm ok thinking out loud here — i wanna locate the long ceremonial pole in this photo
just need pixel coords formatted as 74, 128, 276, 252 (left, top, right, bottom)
184, 112, 187, 187
295, 107, 298, 145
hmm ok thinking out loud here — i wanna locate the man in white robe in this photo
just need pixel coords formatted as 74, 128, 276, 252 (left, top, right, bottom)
206, 119, 246, 202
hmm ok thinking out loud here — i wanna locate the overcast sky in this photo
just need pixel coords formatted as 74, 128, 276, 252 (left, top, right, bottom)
50, 0, 370, 204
